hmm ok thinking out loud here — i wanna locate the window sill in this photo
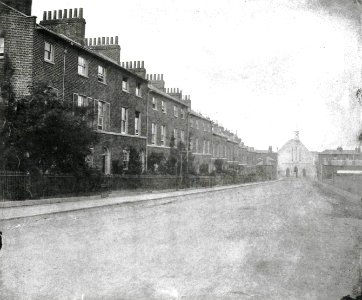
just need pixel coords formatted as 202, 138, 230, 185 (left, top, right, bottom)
136, 95, 143, 99
122, 89, 130, 94
44, 59, 55, 65
98, 80, 107, 86
78, 73, 89, 79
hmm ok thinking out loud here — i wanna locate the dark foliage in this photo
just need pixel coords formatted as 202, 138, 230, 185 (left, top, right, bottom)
127, 147, 143, 175
147, 152, 166, 174
0, 83, 99, 176
214, 159, 224, 173
199, 163, 210, 175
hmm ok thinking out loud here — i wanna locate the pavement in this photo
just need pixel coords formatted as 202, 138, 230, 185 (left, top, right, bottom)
1, 178, 361, 299
0, 180, 278, 220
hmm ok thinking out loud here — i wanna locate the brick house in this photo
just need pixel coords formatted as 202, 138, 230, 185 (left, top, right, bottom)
118, 62, 192, 169
189, 111, 213, 173
0, 1, 148, 174
146, 78, 190, 164
211, 123, 229, 171
0, 0, 275, 177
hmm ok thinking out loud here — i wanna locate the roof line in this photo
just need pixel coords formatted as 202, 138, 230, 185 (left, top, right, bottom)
36, 24, 147, 82
0, 1, 34, 18
190, 110, 211, 122
148, 84, 189, 106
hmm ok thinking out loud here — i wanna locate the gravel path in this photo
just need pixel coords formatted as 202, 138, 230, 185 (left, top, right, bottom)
0, 179, 361, 299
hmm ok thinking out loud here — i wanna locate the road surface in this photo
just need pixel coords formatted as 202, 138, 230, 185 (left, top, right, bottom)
1, 179, 361, 299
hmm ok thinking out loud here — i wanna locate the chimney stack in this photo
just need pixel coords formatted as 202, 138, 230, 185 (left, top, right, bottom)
87, 36, 121, 64
146, 73, 166, 91
121, 60, 147, 78
40, 8, 86, 45
167, 87, 183, 100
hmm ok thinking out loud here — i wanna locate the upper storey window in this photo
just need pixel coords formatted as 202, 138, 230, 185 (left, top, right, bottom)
152, 97, 157, 110
98, 66, 107, 84
122, 77, 129, 92
44, 42, 54, 63
78, 56, 88, 77
136, 83, 142, 97
0, 38, 5, 59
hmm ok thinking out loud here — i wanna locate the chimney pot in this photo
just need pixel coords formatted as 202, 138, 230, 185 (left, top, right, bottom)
98, 37, 101, 45
110, 37, 114, 44
53, 10, 57, 19
161, 74, 163, 80
58, 9, 62, 19
85, 38, 88, 45
137, 61, 140, 68
79, 8, 83, 18
141, 61, 144, 68
101, 37, 105, 45
115, 36, 119, 45
47, 11, 51, 20
69, 9, 73, 18
64, 9, 68, 18
74, 8, 78, 18
126, 62, 129, 68
43, 11, 47, 20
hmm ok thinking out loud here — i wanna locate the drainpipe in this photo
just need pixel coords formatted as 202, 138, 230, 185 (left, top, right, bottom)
62, 47, 67, 100
145, 89, 151, 171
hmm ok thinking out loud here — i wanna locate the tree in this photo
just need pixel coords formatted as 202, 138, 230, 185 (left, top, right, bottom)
0, 83, 99, 175
166, 134, 178, 175
127, 147, 143, 175
214, 159, 224, 173
147, 152, 166, 174
199, 163, 209, 175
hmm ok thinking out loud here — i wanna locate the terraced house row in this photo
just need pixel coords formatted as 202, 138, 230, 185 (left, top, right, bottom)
0, 0, 277, 176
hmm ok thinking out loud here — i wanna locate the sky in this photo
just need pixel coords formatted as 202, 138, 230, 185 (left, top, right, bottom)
31, 0, 362, 151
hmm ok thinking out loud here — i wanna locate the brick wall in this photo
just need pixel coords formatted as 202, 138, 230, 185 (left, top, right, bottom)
93, 133, 147, 173
39, 9, 86, 45
0, 3, 36, 125
190, 113, 213, 172
147, 88, 188, 154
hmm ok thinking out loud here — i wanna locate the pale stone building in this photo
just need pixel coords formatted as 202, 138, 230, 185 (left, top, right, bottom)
278, 132, 316, 178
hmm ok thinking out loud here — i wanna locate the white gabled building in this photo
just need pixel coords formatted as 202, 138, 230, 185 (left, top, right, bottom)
278, 132, 316, 178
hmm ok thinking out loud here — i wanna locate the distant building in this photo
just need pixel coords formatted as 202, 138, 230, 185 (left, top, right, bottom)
317, 147, 362, 180
278, 132, 316, 178
255, 147, 278, 180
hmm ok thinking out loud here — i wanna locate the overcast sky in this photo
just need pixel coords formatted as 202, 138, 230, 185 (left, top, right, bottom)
32, 0, 362, 151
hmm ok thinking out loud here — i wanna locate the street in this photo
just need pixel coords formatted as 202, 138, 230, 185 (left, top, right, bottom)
0, 179, 362, 299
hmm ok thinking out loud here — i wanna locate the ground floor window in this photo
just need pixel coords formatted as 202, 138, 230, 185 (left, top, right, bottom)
102, 147, 111, 175
123, 149, 130, 171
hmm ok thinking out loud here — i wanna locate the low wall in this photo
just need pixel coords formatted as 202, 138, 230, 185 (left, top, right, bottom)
332, 174, 362, 196
1, 171, 270, 201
